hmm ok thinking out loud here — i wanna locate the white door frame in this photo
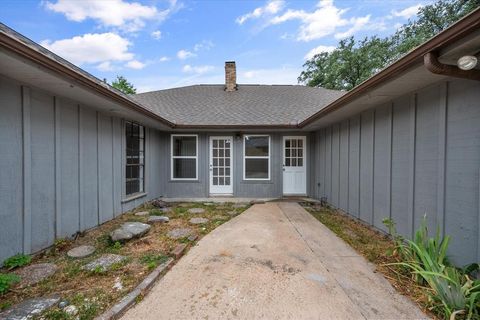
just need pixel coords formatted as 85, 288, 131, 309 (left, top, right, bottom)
209, 136, 234, 195
282, 136, 307, 195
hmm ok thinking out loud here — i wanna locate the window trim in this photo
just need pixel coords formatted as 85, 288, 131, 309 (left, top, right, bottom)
243, 134, 270, 181
125, 121, 145, 197
171, 134, 198, 181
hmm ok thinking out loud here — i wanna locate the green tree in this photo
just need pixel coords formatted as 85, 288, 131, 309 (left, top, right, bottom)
111, 75, 137, 94
299, 0, 480, 90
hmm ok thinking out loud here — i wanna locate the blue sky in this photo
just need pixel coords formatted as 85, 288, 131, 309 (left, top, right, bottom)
1, 0, 428, 92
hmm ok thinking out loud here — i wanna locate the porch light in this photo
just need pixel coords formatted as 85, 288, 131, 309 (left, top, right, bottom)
457, 55, 478, 70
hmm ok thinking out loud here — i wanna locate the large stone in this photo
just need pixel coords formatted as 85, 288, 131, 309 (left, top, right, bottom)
148, 216, 169, 224
151, 199, 168, 208
189, 217, 209, 225
188, 208, 205, 214
82, 254, 127, 272
67, 245, 95, 259
167, 228, 192, 240
134, 211, 149, 216
16, 263, 58, 288
0, 296, 60, 319
110, 222, 151, 242
160, 207, 172, 213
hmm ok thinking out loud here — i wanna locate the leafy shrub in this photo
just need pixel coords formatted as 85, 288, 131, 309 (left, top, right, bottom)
0, 273, 20, 295
3, 254, 31, 270
386, 216, 480, 319
149, 209, 163, 216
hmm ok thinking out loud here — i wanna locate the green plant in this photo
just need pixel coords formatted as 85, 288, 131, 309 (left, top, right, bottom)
0, 273, 20, 294
389, 216, 480, 319
149, 209, 163, 216
111, 241, 122, 250
3, 253, 31, 270
139, 253, 168, 270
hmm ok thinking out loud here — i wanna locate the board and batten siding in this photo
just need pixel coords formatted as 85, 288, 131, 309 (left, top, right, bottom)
0, 75, 165, 263
312, 79, 480, 265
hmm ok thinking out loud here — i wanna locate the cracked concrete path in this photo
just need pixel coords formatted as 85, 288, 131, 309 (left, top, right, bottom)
122, 202, 428, 320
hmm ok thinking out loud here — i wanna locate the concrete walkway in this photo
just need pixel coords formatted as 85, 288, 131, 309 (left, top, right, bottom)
122, 202, 427, 320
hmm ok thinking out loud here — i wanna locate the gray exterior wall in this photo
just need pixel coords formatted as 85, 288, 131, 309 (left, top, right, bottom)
312, 79, 480, 265
0, 75, 164, 263
162, 132, 313, 198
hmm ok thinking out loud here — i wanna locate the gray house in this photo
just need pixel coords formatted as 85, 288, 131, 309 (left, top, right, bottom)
1, 9, 480, 265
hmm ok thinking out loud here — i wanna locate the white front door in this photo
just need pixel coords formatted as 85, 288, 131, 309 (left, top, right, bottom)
283, 136, 307, 195
209, 136, 233, 194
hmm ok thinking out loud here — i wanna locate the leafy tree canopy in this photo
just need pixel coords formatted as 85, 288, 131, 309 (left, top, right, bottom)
111, 75, 137, 94
298, 0, 480, 90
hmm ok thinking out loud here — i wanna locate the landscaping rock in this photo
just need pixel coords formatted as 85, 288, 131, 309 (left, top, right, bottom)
58, 301, 69, 309
151, 199, 168, 208
0, 296, 60, 319
179, 203, 192, 207
16, 263, 58, 288
171, 244, 188, 259
160, 207, 172, 213
203, 202, 215, 206
233, 203, 248, 208
213, 215, 227, 220
188, 208, 205, 214
67, 245, 95, 259
64, 305, 78, 316
167, 228, 192, 240
82, 254, 127, 272
110, 228, 133, 242
134, 211, 149, 216
189, 217, 209, 224
110, 222, 151, 242
188, 234, 198, 242
148, 216, 169, 224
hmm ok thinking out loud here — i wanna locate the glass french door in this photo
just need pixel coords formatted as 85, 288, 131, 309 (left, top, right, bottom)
209, 136, 233, 194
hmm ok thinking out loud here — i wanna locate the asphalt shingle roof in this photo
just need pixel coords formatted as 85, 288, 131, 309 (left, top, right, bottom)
132, 84, 344, 126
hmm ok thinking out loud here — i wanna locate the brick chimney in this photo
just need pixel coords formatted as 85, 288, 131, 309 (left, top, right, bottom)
225, 61, 237, 92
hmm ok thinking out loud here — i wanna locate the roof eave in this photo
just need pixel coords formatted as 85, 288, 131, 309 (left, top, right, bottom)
299, 8, 480, 128
0, 29, 176, 128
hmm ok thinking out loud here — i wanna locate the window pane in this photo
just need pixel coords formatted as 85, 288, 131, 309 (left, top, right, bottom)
173, 158, 196, 179
126, 121, 145, 196
298, 158, 303, 167
245, 159, 268, 179
173, 136, 196, 156
245, 136, 269, 156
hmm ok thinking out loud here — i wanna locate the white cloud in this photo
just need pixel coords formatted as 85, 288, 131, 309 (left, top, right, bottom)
392, 4, 422, 19
182, 64, 214, 74
40, 33, 133, 65
334, 15, 371, 39
97, 61, 115, 72
269, 0, 349, 41
126, 59, 146, 69
151, 30, 162, 40
236, 0, 285, 25
177, 49, 196, 60
44, 0, 158, 32
159, 56, 170, 62
44, 0, 182, 32
304, 45, 336, 60
193, 40, 214, 52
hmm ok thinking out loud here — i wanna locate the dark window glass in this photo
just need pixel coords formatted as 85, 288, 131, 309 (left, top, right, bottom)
173, 136, 196, 156
245, 159, 269, 179
245, 136, 269, 156
125, 121, 145, 196
173, 158, 196, 179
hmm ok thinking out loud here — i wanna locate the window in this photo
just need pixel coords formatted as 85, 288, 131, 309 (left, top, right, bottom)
171, 135, 198, 180
244, 135, 270, 180
125, 121, 145, 196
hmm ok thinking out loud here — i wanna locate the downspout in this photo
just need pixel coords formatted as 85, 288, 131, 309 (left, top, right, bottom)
424, 51, 480, 80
